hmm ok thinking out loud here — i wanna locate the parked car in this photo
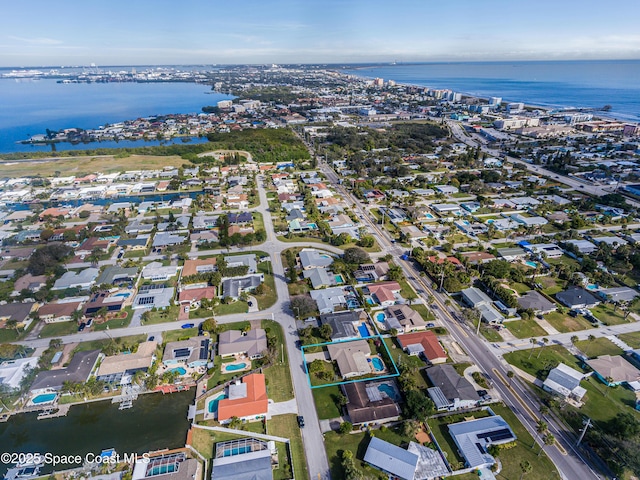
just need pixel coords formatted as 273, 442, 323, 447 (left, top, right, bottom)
181, 323, 195, 329
297, 415, 305, 428
78, 323, 86, 332
426, 322, 435, 328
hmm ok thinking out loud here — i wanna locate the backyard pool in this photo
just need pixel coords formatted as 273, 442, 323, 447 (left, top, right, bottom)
358, 323, 370, 337
114, 292, 131, 298
32, 393, 57, 404
586, 284, 599, 290
377, 382, 401, 401
376, 312, 386, 322
525, 260, 538, 268
370, 357, 384, 372
366, 298, 375, 305
335, 274, 345, 284
224, 362, 247, 372
424, 213, 435, 219
170, 367, 187, 376
207, 393, 227, 414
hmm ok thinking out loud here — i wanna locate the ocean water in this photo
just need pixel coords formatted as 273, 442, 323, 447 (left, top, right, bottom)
0, 79, 232, 153
343, 60, 640, 122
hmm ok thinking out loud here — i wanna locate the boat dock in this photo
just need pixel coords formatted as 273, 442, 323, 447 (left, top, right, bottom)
37, 404, 70, 420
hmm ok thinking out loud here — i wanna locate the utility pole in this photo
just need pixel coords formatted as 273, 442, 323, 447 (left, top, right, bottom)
476, 311, 482, 336
439, 266, 445, 292
576, 417, 592, 446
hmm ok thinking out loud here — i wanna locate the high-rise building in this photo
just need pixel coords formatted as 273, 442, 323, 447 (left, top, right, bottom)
489, 97, 502, 106
373, 77, 384, 87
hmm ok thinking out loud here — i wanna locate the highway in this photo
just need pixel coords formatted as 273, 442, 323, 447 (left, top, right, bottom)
317, 154, 607, 480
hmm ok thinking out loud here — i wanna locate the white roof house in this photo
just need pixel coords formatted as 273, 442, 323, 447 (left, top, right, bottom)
52, 268, 99, 291
543, 363, 587, 401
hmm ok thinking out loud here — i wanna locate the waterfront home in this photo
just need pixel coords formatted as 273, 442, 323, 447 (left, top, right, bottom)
162, 336, 210, 368
211, 438, 274, 480
30, 350, 100, 395
96, 341, 157, 385
218, 329, 268, 359
217, 374, 269, 423
0, 357, 39, 392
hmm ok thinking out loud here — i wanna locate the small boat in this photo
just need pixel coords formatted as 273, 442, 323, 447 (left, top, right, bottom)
3, 458, 44, 480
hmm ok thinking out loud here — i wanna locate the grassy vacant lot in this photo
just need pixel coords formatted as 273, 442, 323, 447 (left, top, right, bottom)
577, 375, 640, 425
143, 305, 180, 325
511, 282, 531, 294
254, 263, 277, 309
214, 300, 248, 316
504, 319, 547, 339
574, 337, 624, 358
590, 304, 631, 326
312, 385, 343, 420
504, 345, 582, 380
618, 331, 640, 349
412, 303, 435, 322
0, 154, 187, 178
268, 414, 308, 480
324, 426, 414, 480
73, 334, 147, 354
262, 319, 294, 402
479, 324, 503, 342
544, 311, 594, 333
39, 321, 77, 338
539, 276, 566, 296
162, 328, 197, 343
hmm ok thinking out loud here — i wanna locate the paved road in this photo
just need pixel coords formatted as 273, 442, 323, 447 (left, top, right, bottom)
317, 157, 606, 480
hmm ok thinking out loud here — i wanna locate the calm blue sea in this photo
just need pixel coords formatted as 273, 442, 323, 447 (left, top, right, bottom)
343, 60, 640, 122
0, 79, 232, 154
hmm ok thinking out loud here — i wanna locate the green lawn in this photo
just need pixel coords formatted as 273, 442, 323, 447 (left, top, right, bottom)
252, 211, 264, 232
163, 328, 198, 343
214, 300, 249, 315
504, 345, 583, 380
142, 305, 180, 325
267, 414, 308, 480
324, 426, 414, 480
254, 263, 277, 310
574, 337, 624, 359
312, 385, 343, 419
93, 310, 132, 331
39, 321, 77, 338
262, 320, 294, 402
479, 325, 503, 342
590, 304, 631, 326
577, 376, 640, 424
411, 303, 435, 322
73, 334, 147, 354
540, 276, 566, 296
504, 319, 548, 339
511, 282, 531, 294
547, 255, 581, 270
544, 311, 594, 333
618, 331, 640, 349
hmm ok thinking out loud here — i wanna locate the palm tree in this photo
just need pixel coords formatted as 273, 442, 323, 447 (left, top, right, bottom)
584, 334, 596, 357
537, 337, 549, 358
540, 405, 550, 418
570, 335, 579, 347
507, 370, 515, 386
528, 337, 537, 359
536, 420, 548, 434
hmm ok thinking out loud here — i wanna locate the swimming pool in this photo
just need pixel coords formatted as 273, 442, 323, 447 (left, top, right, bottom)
207, 393, 227, 413
223, 446, 251, 457
358, 323, 370, 337
587, 284, 599, 290
32, 393, 57, 404
170, 367, 187, 375
424, 213, 435, 219
525, 260, 538, 268
376, 312, 386, 322
377, 383, 401, 401
148, 464, 176, 476
370, 357, 384, 372
335, 274, 344, 284
225, 362, 247, 372
366, 298, 375, 305
114, 292, 130, 298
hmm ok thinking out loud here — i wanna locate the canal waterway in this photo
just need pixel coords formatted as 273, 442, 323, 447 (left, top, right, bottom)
0, 390, 193, 475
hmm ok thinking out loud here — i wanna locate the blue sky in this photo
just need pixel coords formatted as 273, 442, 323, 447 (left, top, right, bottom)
2, 0, 640, 66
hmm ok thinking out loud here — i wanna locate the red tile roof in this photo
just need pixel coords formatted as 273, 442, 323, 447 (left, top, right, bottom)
217, 373, 268, 422
397, 331, 447, 362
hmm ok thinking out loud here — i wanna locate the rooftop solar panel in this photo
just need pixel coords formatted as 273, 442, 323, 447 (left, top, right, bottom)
173, 348, 191, 358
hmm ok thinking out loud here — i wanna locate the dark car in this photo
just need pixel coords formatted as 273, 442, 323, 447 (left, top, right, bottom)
248, 301, 253, 307
297, 415, 305, 428
181, 323, 195, 329
148, 336, 155, 341
78, 323, 86, 332
426, 322, 435, 328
